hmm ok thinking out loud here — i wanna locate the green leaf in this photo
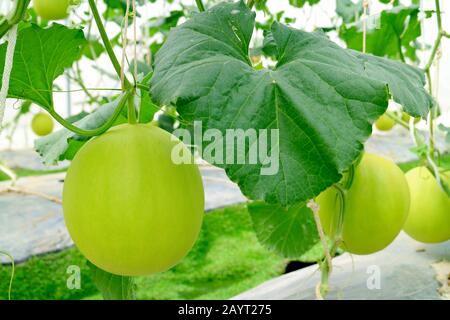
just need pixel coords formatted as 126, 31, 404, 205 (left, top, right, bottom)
138, 96, 158, 124
157, 113, 176, 133
19, 100, 32, 114
339, 6, 423, 62
35, 95, 126, 165
63, 139, 87, 161
129, 60, 152, 76
336, 0, 363, 23
255, 0, 269, 11
81, 38, 105, 60
261, 30, 278, 57
148, 10, 184, 36
438, 124, 450, 144
298, 240, 331, 262
138, 73, 159, 124
103, 0, 143, 25
248, 201, 319, 258
349, 50, 433, 117
151, 1, 431, 206
379, 0, 399, 4
0, 23, 86, 110
88, 261, 135, 300
289, 0, 320, 8
66, 111, 90, 124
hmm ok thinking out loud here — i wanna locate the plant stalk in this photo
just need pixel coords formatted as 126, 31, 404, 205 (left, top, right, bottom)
48, 92, 130, 137
397, 38, 405, 62
195, 0, 205, 12
435, 0, 442, 30
127, 91, 137, 124
385, 111, 409, 130
308, 200, 333, 299
332, 183, 347, 241
87, 0, 132, 89
425, 0, 444, 72
424, 33, 442, 72
0, 0, 30, 39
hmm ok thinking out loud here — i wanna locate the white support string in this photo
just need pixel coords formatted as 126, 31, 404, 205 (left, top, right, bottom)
120, 0, 131, 89
0, 24, 18, 128
132, 0, 137, 83
362, 0, 369, 54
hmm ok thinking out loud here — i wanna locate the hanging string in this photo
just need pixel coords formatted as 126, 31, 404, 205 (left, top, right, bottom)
120, 0, 131, 90
0, 24, 18, 128
132, 0, 138, 83
362, 0, 369, 53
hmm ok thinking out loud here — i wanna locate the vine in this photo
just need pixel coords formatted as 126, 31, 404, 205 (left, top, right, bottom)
195, 0, 206, 12
312, 179, 349, 299
47, 91, 131, 137
0, 0, 30, 39
307, 199, 332, 299
87, 0, 132, 89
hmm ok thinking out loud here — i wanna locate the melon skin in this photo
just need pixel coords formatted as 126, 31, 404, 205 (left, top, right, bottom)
403, 167, 450, 243
317, 153, 410, 255
33, 0, 70, 20
32, 112, 54, 136
63, 124, 205, 276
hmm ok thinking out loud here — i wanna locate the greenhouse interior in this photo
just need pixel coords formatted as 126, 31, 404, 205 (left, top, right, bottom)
0, 0, 449, 306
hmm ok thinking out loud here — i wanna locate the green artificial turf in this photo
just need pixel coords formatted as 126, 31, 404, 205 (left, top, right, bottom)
0, 204, 286, 300
0, 249, 96, 300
